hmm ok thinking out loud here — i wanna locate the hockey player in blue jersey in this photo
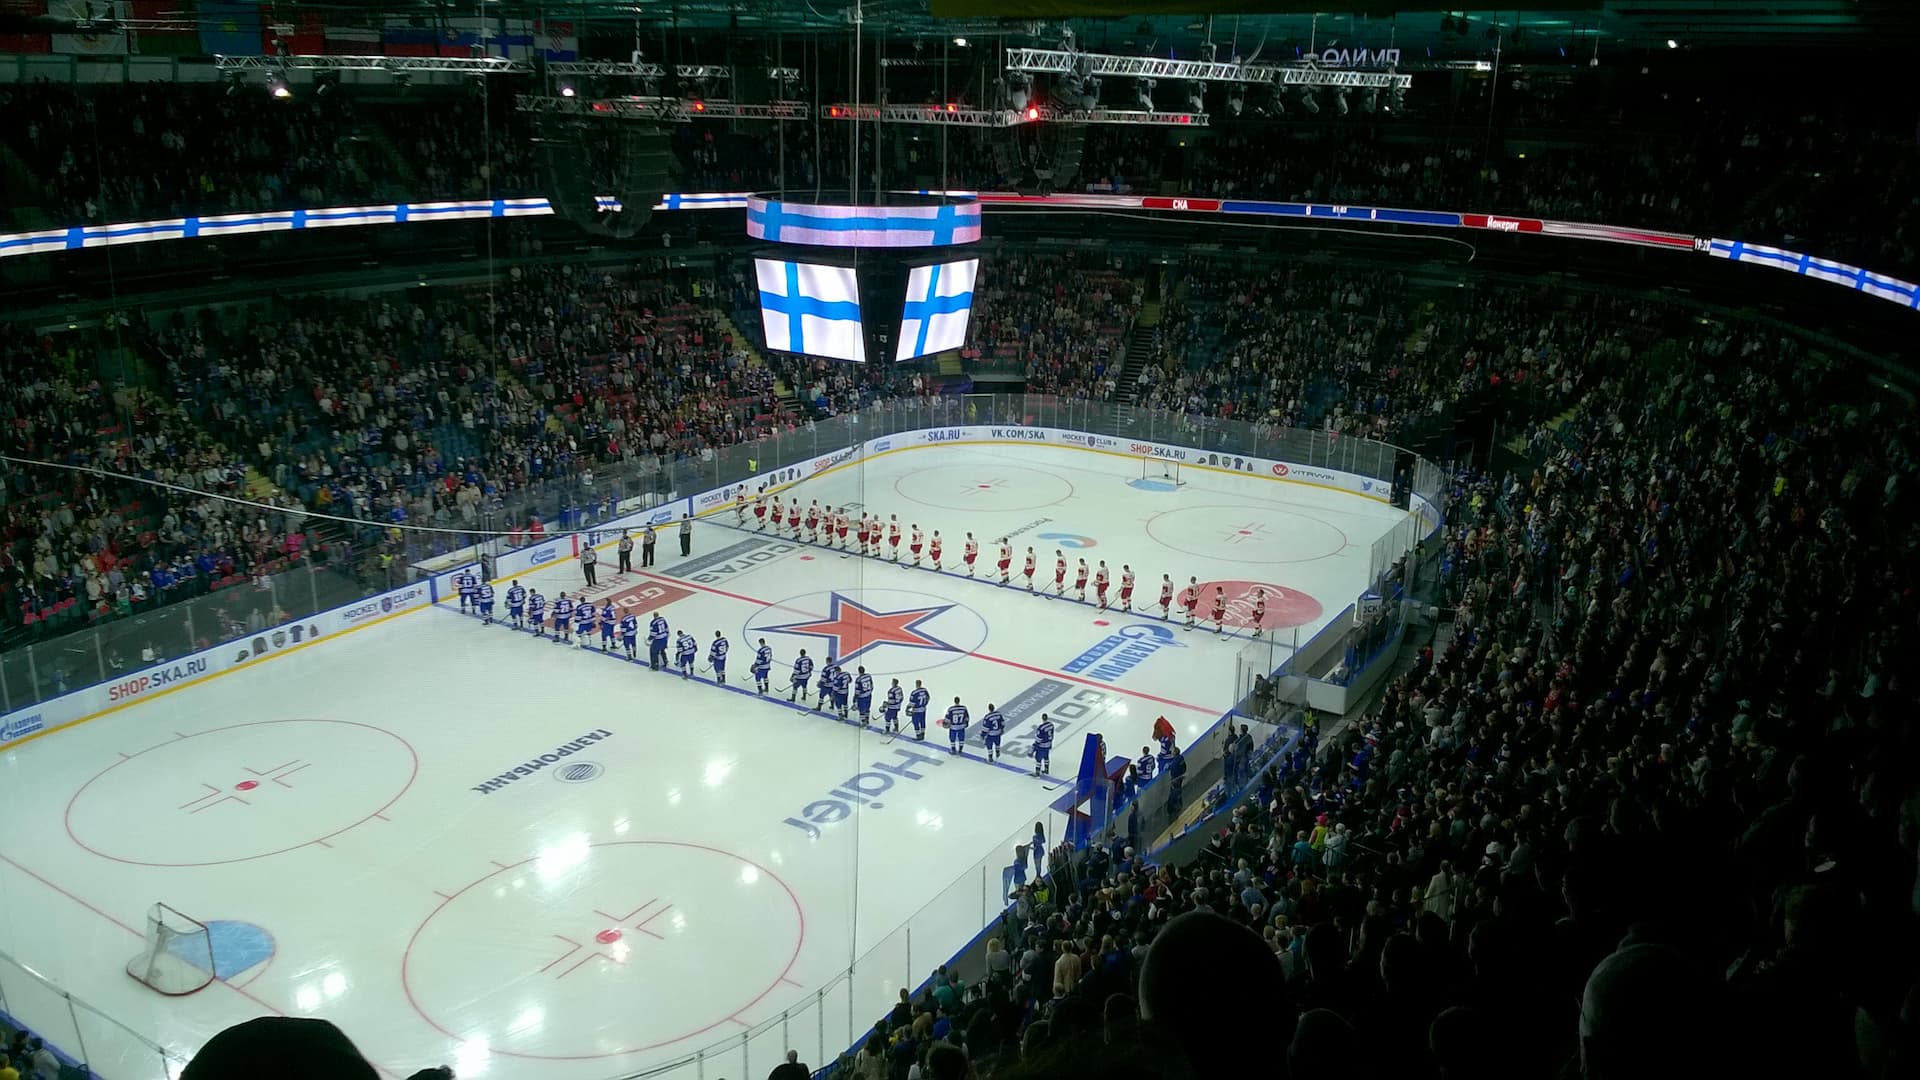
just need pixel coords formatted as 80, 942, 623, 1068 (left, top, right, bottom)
620, 611, 639, 660
525, 589, 546, 636
832, 665, 853, 721
599, 602, 619, 650
674, 630, 698, 677
506, 582, 526, 628
552, 594, 574, 643
788, 649, 814, 702
854, 667, 874, 726
573, 595, 596, 645
1032, 714, 1055, 776
944, 698, 971, 755
751, 639, 773, 694
815, 658, 837, 714
1135, 746, 1157, 784
457, 570, 476, 612
709, 631, 730, 685
980, 703, 1006, 763
908, 681, 930, 740
648, 614, 669, 670
476, 581, 496, 624
882, 679, 904, 734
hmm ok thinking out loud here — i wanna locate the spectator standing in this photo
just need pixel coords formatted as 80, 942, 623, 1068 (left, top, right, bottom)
767, 1049, 809, 1080
618, 530, 634, 573
679, 513, 693, 556
580, 544, 597, 587
642, 524, 657, 567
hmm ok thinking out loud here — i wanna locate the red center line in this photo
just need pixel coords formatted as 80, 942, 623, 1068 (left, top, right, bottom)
633, 569, 1218, 716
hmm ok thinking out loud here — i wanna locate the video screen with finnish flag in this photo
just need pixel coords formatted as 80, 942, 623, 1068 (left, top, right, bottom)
894, 258, 979, 362
754, 258, 867, 364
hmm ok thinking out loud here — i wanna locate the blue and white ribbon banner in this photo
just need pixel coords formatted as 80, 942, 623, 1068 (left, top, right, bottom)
745, 197, 982, 248
754, 258, 867, 363
895, 258, 979, 361
4, 189, 1917, 315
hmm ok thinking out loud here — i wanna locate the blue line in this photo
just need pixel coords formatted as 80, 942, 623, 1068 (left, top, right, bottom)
395, 204, 411, 223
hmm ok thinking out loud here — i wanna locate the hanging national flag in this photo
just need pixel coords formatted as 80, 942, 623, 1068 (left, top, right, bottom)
51, 0, 129, 54
381, 15, 435, 57
322, 17, 379, 54
0, 0, 51, 54
534, 18, 575, 61
755, 258, 867, 364
197, 0, 258, 56
128, 0, 196, 56
895, 258, 979, 361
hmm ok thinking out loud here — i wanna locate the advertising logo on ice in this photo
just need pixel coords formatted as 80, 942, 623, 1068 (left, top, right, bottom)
1061, 623, 1184, 680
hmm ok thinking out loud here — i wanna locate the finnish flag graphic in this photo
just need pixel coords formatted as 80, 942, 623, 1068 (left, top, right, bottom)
895, 258, 979, 362
755, 258, 867, 363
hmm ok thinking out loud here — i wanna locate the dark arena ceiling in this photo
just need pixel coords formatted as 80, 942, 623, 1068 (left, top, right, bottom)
10, 2, 1919, 55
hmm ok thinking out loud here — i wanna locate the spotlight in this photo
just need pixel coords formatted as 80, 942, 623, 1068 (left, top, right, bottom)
315, 70, 340, 97
1666, 38, 1678, 49
392, 71, 412, 90
223, 70, 246, 96
268, 77, 291, 99
1025, 104, 1039, 121
1299, 87, 1319, 114
559, 82, 576, 98
1333, 88, 1349, 115
1185, 80, 1206, 113
1362, 88, 1378, 113
1135, 78, 1156, 109
1388, 85, 1406, 112
1080, 77, 1100, 111
953, 36, 967, 47
1226, 85, 1244, 116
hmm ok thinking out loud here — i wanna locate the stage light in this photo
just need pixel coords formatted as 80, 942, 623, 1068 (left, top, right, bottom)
692, 99, 707, 112
1226, 85, 1244, 116
1081, 77, 1100, 111
1185, 79, 1206, 113
946, 102, 957, 112
559, 82, 576, 97
953, 36, 967, 47
1666, 38, 1678, 49
1300, 87, 1319, 114
1026, 104, 1039, 120
1334, 87, 1349, 115
270, 78, 292, 99
1134, 77, 1156, 109
1362, 88, 1378, 113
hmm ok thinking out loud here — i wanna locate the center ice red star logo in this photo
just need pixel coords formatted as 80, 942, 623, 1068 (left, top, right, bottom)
759, 593, 961, 664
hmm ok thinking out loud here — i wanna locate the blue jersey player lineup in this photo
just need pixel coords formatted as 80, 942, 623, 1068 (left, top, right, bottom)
449, 581, 1076, 777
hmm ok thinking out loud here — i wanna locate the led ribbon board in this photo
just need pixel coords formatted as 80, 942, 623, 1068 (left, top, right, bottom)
754, 258, 867, 363
744, 197, 982, 248
895, 259, 979, 361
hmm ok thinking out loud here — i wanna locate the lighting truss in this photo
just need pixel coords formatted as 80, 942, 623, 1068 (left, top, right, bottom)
823, 103, 1205, 128
544, 62, 801, 82
1003, 47, 1410, 90
516, 94, 809, 121
214, 53, 527, 74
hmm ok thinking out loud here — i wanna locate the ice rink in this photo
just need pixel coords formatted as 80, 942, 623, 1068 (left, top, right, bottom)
0, 442, 1409, 1080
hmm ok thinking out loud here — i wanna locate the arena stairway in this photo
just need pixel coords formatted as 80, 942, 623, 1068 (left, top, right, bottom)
1117, 300, 1162, 404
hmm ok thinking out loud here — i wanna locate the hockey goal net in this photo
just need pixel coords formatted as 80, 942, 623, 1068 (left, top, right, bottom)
1141, 457, 1187, 486
127, 903, 215, 995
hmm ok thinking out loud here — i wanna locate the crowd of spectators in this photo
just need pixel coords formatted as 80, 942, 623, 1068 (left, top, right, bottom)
965, 251, 1142, 398
0, 322, 317, 671
827, 303, 1918, 1080
1135, 259, 1642, 444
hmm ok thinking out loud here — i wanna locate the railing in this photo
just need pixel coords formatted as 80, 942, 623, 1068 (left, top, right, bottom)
0, 396, 1439, 1080
0, 948, 185, 1080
